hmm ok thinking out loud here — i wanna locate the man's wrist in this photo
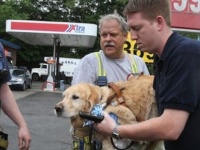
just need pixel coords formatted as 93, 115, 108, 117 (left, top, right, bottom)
112, 125, 122, 139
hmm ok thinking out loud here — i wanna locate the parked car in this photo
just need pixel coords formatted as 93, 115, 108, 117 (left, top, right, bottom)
8, 67, 32, 91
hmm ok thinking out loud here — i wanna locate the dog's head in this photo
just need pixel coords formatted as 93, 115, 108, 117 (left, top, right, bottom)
55, 83, 102, 127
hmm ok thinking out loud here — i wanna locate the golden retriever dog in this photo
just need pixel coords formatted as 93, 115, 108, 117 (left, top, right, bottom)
55, 75, 164, 150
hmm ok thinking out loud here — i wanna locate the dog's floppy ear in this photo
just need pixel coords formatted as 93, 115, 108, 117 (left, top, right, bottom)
99, 86, 110, 104
82, 84, 101, 112
87, 84, 101, 103
83, 100, 91, 112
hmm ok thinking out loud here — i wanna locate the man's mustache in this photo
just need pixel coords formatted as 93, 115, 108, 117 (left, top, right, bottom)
104, 42, 115, 47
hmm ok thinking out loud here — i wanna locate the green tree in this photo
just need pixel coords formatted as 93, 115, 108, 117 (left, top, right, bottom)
0, 1, 29, 35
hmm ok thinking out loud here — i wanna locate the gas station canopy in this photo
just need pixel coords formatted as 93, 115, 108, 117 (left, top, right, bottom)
6, 20, 97, 48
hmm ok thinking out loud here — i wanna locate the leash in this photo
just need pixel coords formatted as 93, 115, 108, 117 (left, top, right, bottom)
110, 137, 138, 150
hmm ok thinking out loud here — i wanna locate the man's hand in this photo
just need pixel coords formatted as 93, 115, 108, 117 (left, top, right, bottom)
93, 112, 116, 136
18, 126, 31, 150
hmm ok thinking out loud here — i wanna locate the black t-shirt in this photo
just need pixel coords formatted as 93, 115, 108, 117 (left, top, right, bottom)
153, 32, 200, 150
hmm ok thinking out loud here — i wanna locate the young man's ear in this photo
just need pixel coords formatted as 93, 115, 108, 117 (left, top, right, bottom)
156, 16, 165, 31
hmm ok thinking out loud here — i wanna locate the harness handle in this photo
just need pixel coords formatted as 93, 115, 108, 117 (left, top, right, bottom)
108, 82, 124, 103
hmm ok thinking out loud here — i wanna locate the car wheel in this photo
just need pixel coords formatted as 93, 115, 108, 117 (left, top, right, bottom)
32, 74, 39, 81
20, 83, 26, 91
28, 81, 32, 89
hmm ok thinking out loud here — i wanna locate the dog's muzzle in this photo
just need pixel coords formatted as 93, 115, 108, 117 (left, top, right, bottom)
55, 105, 63, 117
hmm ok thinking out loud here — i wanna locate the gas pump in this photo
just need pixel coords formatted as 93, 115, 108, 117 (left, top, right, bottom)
42, 58, 56, 91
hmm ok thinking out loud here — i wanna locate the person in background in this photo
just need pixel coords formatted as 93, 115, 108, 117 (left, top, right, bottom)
0, 43, 31, 150
72, 13, 149, 86
94, 0, 200, 150
59, 71, 66, 91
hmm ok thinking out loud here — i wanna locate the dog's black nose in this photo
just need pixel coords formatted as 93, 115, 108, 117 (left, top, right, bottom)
55, 106, 63, 117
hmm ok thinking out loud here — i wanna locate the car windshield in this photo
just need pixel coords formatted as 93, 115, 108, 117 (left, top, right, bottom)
12, 70, 24, 77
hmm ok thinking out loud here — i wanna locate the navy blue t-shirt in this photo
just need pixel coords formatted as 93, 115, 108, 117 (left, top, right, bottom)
0, 43, 11, 84
153, 32, 200, 150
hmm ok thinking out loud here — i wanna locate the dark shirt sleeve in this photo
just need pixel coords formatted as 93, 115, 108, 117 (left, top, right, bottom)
0, 43, 11, 84
159, 52, 200, 113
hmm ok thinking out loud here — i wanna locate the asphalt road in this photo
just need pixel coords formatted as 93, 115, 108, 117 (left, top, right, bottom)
0, 81, 73, 150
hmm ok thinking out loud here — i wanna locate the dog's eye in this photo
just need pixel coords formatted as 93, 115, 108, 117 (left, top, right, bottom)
72, 95, 79, 100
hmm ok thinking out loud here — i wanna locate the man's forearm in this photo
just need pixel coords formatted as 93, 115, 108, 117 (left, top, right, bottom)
0, 83, 28, 128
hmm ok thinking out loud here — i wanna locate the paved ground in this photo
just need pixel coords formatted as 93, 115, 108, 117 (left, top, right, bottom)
0, 82, 73, 150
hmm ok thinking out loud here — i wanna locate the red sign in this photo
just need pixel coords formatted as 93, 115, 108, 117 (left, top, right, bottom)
4, 49, 12, 57
10, 22, 86, 33
170, 0, 200, 30
11, 22, 69, 32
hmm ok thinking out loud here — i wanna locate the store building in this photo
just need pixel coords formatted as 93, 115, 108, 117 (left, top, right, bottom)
0, 38, 20, 67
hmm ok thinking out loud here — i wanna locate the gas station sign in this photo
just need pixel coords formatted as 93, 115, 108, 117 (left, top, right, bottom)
171, 0, 200, 30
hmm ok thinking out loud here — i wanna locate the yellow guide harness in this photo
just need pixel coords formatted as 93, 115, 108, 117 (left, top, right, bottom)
72, 126, 102, 150
94, 52, 139, 86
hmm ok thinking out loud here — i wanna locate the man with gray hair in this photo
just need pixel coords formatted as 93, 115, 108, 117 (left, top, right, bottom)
72, 13, 149, 85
